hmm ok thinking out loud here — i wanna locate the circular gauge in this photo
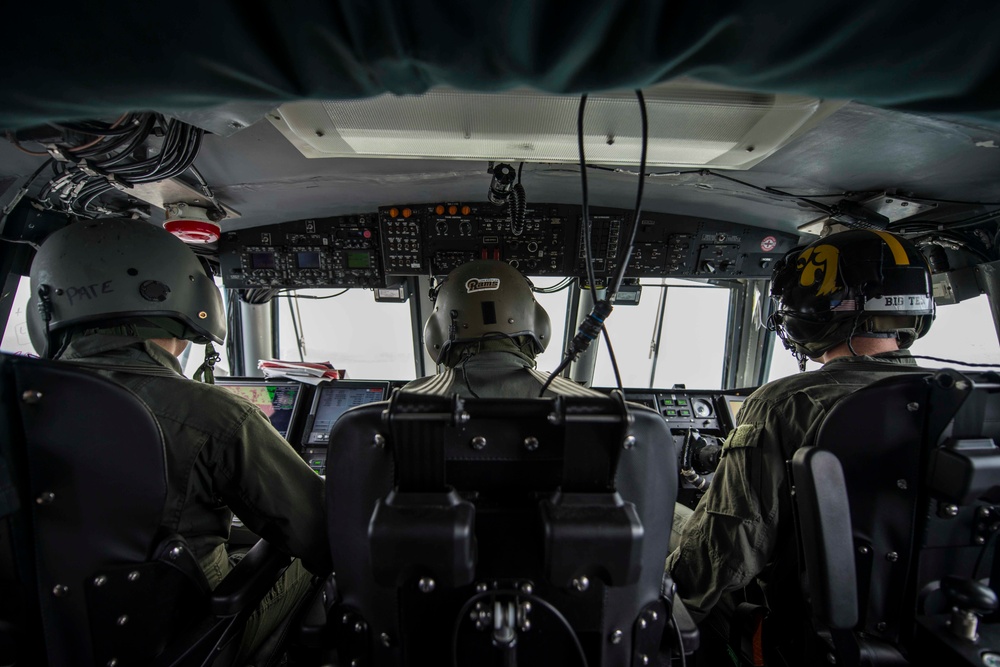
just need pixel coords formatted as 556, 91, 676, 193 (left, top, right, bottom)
692, 398, 713, 418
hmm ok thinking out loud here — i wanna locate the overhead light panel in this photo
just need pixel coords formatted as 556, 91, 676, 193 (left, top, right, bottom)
268, 80, 844, 170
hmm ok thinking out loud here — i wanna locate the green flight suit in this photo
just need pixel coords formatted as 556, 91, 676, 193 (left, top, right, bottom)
403, 338, 605, 398
57, 333, 331, 658
666, 350, 925, 622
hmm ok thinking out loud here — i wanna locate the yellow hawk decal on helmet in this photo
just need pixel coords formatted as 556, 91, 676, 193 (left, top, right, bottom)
797, 245, 840, 296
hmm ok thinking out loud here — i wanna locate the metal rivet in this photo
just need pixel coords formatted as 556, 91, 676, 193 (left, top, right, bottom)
858, 545, 871, 555
877, 621, 888, 632
547, 412, 559, 425
520, 582, 534, 595
470, 436, 487, 451
107, 660, 118, 667
523, 437, 539, 452
35, 492, 55, 505
93, 575, 107, 587
976, 536, 987, 545
956, 380, 970, 391
198, 311, 208, 319
897, 479, 908, 490
117, 615, 128, 626
508, 318, 515, 324
886, 552, 899, 562
350, 660, 360, 667
623, 435, 636, 450
380, 632, 392, 647
52, 584, 69, 597
341, 614, 351, 624
373, 434, 386, 448
476, 582, 488, 593
639, 618, 648, 630
980, 506, 993, 518
640, 655, 650, 665
572, 576, 590, 592
826, 653, 837, 664
907, 402, 920, 412
418, 577, 436, 593
982, 652, 1000, 667
128, 571, 140, 582
610, 629, 623, 645
457, 411, 470, 424
521, 619, 532, 631
169, 546, 183, 559
22, 389, 43, 403
649, 611, 659, 622
943, 504, 960, 517
354, 621, 365, 634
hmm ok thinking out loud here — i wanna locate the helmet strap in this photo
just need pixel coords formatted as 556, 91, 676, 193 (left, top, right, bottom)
36, 285, 54, 358
193, 343, 221, 384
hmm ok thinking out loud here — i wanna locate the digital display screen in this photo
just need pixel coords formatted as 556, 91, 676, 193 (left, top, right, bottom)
250, 252, 276, 270
296, 251, 321, 269
307, 381, 389, 444
217, 382, 302, 439
346, 251, 371, 269
720, 394, 748, 430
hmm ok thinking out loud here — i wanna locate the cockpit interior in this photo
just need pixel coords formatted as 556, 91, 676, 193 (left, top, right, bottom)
3, 3, 1000, 666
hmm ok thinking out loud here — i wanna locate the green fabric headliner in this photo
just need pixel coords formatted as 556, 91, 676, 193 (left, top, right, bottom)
3, 0, 1000, 130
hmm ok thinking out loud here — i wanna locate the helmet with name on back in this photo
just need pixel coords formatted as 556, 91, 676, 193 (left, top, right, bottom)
768, 229, 935, 369
27, 218, 225, 359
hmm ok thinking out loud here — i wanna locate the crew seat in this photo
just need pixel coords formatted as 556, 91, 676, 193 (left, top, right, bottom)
0, 352, 294, 667
789, 369, 1000, 666
324, 390, 695, 666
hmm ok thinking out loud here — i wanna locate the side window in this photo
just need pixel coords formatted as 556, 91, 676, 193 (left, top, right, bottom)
1, 275, 35, 355
530, 278, 571, 374
909, 295, 1000, 368
767, 294, 1000, 383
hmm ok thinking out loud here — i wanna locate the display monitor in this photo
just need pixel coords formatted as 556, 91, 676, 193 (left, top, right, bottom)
719, 394, 749, 431
304, 381, 391, 446
215, 379, 306, 440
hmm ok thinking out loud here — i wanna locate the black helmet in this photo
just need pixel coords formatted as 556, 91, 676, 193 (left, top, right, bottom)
768, 229, 934, 366
27, 218, 226, 358
424, 260, 551, 363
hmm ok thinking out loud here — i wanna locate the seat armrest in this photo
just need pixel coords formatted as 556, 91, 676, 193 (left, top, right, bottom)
791, 447, 859, 630
210, 540, 292, 616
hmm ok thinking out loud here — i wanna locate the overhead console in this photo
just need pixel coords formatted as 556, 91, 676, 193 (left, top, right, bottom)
220, 214, 385, 289
219, 203, 798, 288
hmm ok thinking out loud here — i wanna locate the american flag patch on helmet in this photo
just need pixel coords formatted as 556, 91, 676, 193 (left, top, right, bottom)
831, 299, 857, 311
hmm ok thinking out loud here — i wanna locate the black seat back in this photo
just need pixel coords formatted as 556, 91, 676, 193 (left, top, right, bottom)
0, 352, 208, 666
326, 392, 678, 666
792, 369, 1000, 663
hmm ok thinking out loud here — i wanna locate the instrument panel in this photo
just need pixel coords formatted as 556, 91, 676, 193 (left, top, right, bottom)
613, 387, 751, 503
219, 214, 386, 289
219, 202, 797, 288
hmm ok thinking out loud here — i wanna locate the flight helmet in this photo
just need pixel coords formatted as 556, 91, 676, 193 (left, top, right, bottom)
768, 229, 934, 367
424, 260, 551, 363
27, 218, 225, 358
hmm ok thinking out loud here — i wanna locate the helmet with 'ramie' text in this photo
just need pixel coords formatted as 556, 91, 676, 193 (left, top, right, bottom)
424, 260, 551, 363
